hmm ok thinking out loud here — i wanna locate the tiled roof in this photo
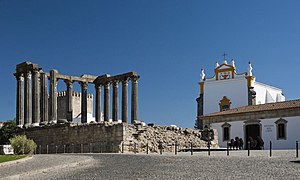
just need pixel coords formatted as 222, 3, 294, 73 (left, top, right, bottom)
204, 99, 300, 117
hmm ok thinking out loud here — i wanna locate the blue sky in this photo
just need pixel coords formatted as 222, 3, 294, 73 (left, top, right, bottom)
1, 0, 300, 127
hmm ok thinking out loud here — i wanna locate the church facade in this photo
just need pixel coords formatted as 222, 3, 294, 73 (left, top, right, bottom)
196, 58, 299, 149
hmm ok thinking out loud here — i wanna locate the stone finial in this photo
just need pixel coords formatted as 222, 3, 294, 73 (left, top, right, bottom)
200, 68, 205, 82
215, 61, 219, 68
231, 58, 235, 68
248, 61, 253, 76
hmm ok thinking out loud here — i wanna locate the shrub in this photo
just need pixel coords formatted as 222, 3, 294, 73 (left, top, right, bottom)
9, 135, 37, 155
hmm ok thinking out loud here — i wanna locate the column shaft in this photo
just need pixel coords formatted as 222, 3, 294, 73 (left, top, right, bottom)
122, 79, 128, 123
95, 84, 102, 122
112, 81, 119, 122
65, 80, 73, 122
32, 70, 40, 126
131, 76, 139, 123
24, 72, 30, 127
80, 82, 88, 123
15, 74, 23, 127
40, 73, 48, 123
50, 70, 58, 122
104, 82, 110, 122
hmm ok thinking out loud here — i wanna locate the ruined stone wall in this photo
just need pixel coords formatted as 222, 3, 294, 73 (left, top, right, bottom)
17, 123, 218, 154
17, 122, 124, 153
122, 124, 218, 153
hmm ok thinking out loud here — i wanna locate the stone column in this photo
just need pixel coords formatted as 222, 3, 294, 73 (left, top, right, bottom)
49, 70, 58, 122
31, 69, 40, 126
80, 82, 88, 123
104, 81, 110, 122
121, 78, 129, 123
23, 71, 31, 127
15, 74, 23, 127
95, 84, 102, 122
196, 94, 204, 129
65, 80, 73, 122
131, 75, 139, 124
112, 80, 119, 122
40, 73, 48, 124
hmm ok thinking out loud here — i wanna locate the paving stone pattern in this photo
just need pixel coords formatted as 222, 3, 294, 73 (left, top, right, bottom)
0, 150, 299, 180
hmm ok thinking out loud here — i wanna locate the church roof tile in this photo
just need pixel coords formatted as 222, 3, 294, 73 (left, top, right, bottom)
204, 99, 300, 117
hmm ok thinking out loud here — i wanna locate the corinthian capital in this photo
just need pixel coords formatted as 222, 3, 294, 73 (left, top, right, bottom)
95, 83, 102, 90
113, 80, 119, 87
122, 77, 130, 85
80, 81, 89, 90
104, 81, 111, 89
14, 73, 24, 81
130, 75, 140, 83
64, 79, 73, 87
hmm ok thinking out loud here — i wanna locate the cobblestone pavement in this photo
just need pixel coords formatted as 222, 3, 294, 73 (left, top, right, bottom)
0, 150, 299, 180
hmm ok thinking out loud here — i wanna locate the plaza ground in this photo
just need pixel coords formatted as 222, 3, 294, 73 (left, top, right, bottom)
0, 150, 299, 179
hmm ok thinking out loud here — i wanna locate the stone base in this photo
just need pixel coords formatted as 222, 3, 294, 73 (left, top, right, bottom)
49, 120, 57, 124
17, 125, 23, 128
23, 123, 31, 128
16, 122, 218, 154
30, 123, 40, 127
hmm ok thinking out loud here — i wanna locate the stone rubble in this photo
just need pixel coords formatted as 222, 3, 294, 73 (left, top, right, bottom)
122, 123, 218, 153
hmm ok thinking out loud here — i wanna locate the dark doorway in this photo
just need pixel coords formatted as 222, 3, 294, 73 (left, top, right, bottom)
245, 124, 261, 150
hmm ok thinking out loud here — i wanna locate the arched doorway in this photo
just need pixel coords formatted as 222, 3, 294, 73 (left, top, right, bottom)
244, 121, 262, 150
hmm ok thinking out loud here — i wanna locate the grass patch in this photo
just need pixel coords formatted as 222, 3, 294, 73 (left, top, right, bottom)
0, 155, 27, 163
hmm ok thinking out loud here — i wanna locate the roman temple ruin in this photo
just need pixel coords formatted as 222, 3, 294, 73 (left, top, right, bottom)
14, 62, 214, 153
14, 62, 140, 127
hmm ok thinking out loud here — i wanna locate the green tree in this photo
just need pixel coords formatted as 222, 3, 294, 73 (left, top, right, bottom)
0, 120, 16, 145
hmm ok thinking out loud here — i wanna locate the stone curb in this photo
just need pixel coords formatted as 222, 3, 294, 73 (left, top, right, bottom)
0, 155, 33, 167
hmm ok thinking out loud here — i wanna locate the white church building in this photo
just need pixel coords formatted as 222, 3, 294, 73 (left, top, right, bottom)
196, 57, 300, 149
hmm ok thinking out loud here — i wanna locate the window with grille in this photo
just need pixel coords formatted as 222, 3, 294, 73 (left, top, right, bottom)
275, 118, 287, 140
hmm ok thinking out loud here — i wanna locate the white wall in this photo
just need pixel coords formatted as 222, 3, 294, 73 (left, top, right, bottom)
261, 117, 299, 149
204, 78, 248, 115
211, 116, 300, 149
211, 121, 244, 148
254, 82, 285, 104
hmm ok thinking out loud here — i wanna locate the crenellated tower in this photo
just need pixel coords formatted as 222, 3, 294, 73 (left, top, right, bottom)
57, 91, 94, 121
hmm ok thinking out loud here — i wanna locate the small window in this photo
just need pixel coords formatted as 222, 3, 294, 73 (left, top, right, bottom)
221, 105, 230, 111
275, 118, 287, 140
223, 127, 230, 141
278, 124, 285, 139
219, 96, 231, 112
221, 122, 231, 141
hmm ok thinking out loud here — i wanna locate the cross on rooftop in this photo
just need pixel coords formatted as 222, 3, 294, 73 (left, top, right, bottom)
222, 52, 227, 60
